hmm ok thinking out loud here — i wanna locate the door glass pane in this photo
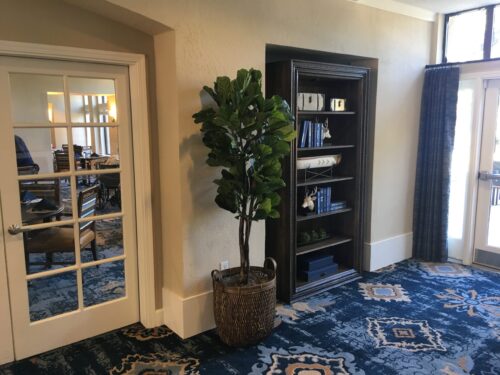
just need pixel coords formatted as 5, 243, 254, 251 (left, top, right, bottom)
20, 177, 72, 223
9, 73, 66, 124
448, 82, 474, 240
77, 174, 120, 215
446, 8, 487, 62
72, 127, 120, 169
82, 260, 125, 307
487, 101, 500, 247
68, 78, 117, 124
491, 6, 500, 58
24, 226, 76, 275
28, 271, 78, 322
81, 218, 123, 263
14, 128, 69, 175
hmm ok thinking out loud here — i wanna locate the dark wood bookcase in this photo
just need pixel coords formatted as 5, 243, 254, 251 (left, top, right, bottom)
265, 60, 372, 302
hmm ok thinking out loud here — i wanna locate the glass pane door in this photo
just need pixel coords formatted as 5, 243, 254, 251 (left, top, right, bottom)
0, 56, 138, 359
474, 80, 500, 268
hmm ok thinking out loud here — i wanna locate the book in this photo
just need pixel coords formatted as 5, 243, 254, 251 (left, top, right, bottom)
315, 122, 321, 148
325, 186, 331, 212
316, 188, 322, 214
330, 200, 347, 211
307, 121, 313, 147
326, 186, 332, 212
319, 122, 324, 147
300, 121, 310, 148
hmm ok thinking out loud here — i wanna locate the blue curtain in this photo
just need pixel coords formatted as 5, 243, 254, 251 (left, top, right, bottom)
413, 66, 460, 262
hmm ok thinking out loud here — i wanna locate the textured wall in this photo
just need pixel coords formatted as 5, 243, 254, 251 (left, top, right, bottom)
0, 0, 164, 308
109, 0, 432, 297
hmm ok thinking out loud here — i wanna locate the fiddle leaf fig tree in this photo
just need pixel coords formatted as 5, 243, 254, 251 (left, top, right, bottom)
193, 69, 296, 285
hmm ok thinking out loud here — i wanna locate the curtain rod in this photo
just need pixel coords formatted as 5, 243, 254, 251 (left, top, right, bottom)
426, 57, 500, 69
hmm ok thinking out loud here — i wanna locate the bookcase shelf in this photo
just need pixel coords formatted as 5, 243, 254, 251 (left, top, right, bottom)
296, 208, 352, 222
296, 176, 354, 187
297, 111, 356, 116
296, 235, 353, 256
297, 145, 355, 152
265, 59, 372, 303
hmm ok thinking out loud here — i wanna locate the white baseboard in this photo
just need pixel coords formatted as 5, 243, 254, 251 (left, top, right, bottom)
163, 288, 215, 339
364, 232, 413, 271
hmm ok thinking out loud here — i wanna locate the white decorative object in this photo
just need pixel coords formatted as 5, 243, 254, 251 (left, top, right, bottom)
322, 123, 331, 140
330, 98, 346, 112
297, 155, 342, 170
302, 187, 317, 211
297, 93, 325, 111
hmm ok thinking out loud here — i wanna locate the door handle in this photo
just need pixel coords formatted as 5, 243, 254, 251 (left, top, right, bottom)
478, 171, 500, 181
7, 224, 28, 235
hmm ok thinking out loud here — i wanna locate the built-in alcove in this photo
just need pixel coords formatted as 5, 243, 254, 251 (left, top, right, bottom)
265, 45, 378, 301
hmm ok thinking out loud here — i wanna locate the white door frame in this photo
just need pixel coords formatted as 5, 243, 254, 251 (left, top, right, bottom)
0, 198, 14, 364
0, 41, 159, 335
458, 67, 500, 265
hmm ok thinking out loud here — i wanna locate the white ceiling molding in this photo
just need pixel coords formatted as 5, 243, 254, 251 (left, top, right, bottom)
347, 0, 436, 22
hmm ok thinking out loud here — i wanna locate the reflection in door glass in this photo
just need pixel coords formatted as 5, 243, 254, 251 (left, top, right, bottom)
81, 218, 123, 263
24, 225, 76, 275
19, 177, 73, 223
28, 271, 78, 322
68, 78, 117, 124
14, 128, 69, 175
9, 73, 66, 124
72, 127, 120, 170
78, 174, 121, 215
82, 261, 125, 307
487, 101, 500, 247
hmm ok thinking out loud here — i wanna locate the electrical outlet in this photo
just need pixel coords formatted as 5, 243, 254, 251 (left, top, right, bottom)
220, 260, 229, 270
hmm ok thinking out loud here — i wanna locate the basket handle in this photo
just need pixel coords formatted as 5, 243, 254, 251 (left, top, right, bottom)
211, 269, 223, 282
264, 257, 277, 272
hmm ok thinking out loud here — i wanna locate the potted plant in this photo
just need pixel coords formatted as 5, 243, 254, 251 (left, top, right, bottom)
193, 69, 295, 346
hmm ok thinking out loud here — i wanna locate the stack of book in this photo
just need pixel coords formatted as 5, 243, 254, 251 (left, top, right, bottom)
299, 120, 326, 148
314, 186, 347, 215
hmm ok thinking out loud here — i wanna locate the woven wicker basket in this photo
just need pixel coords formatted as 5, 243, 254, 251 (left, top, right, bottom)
211, 258, 277, 347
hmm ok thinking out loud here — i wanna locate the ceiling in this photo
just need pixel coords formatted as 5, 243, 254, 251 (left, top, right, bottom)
395, 0, 499, 14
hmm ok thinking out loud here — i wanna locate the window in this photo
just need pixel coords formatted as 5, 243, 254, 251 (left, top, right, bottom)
444, 4, 500, 63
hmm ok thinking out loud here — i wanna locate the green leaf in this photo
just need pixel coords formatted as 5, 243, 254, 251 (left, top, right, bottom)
215, 76, 231, 104
268, 209, 280, 219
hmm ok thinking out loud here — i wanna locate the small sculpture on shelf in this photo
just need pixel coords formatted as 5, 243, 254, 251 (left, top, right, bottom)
322, 119, 331, 142
302, 187, 317, 211
297, 227, 330, 245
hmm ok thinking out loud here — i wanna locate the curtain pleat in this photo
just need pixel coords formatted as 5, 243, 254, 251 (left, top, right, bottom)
413, 66, 460, 262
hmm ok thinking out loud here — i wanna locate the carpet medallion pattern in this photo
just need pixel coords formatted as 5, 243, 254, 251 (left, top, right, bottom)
1, 260, 498, 374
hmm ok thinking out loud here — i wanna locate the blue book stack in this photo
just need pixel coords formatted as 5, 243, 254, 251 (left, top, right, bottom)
330, 200, 347, 211
300, 121, 310, 148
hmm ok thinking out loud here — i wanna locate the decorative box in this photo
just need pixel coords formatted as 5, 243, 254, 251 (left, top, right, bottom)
330, 98, 346, 112
299, 263, 339, 282
296, 155, 342, 170
298, 254, 334, 271
297, 93, 325, 111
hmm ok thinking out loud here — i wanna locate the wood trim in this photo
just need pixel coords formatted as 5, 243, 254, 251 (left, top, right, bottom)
0, 40, 158, 328
0, 198, 14, 365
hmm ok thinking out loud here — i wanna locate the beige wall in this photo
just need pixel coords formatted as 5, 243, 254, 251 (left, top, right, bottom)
0, 0, 164, 308
0, 0, 433, 336
110, 0, 432, 298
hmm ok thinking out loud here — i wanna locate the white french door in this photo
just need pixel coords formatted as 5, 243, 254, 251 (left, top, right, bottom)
0, 56, 138, 359
474, 79, 500, 269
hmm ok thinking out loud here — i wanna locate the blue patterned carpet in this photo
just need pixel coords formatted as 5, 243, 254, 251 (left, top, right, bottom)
1, 260, 499, 374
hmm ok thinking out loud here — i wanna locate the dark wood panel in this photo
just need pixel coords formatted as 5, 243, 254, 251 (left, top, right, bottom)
265, 59, 373, 303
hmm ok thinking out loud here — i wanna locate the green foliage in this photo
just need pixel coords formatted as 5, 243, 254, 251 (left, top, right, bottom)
193, 69, 296, 222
